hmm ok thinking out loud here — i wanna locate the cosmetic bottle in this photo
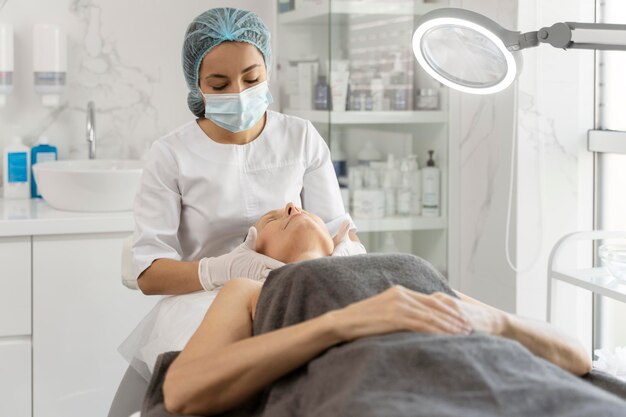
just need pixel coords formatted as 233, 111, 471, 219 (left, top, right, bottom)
408, 155, 422, 215
397, 158, 412, 216
31, 136, 58, 198
382, 154, 400, 216
415, 88, 439, 110
3, 136, 31, 199
330, 139, 347, 179
381, 232, 399, 253
314, 75, 331, 110
421, 150, 440, 217
370, 74, 384, 111
357, 141, 382, 166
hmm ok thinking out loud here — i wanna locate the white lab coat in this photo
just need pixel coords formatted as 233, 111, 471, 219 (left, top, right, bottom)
132, 110, 352, 281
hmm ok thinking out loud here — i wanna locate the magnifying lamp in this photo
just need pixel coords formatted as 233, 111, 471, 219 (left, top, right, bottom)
412, 8, 626, 94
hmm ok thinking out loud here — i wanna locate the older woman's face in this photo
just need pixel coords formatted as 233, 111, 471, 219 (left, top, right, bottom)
254, 203, 333, 263
198, 41, 267, 94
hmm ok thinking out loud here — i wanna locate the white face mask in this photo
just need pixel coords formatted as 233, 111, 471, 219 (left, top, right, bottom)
201, 81, 273, 133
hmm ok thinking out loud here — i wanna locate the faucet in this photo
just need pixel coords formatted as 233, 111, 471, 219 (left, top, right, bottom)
86, 101, 96, 159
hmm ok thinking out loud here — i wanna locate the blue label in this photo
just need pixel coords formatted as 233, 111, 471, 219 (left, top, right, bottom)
8, 152, 28, 183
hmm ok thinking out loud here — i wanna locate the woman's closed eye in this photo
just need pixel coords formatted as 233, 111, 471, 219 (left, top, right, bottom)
211, 79, 260, 91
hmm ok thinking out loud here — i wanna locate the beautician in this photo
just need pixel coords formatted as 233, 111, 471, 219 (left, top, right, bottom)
132, 7, 364, 295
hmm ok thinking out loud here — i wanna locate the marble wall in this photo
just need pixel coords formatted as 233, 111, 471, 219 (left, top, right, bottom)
449, 0, 596, 345
448, 0, 519, 312
0, 0, 276, 160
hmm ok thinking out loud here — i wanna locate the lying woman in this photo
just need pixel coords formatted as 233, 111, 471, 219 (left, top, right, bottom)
143, 203, 626, 417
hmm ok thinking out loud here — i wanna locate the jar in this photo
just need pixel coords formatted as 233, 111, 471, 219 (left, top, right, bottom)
415, 88, 439, 110
353, 189, 385, 219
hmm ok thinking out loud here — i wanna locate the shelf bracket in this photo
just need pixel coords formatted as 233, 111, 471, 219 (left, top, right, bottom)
588, 129, 626, 154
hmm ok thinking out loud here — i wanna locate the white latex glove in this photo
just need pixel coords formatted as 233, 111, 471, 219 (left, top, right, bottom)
198, 226, 285, 291
332, 221, 367, 257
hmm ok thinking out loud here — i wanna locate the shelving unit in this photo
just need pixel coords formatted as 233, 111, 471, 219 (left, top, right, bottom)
279, 1, 440, 25
551, 267, 626, 303
354, 216, 446, 233
283, 109, 447, 124
547, 230, 626, 322
278, 0, 449, 271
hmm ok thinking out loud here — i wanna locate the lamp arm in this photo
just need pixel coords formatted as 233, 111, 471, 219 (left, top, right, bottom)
514, 31, 539, 51
538, 22, 626, 51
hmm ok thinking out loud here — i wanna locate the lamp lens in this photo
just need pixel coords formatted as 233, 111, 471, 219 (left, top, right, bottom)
421, 25, 508, 88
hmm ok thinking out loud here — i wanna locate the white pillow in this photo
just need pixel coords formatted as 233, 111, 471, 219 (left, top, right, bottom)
118, 289, 219, 381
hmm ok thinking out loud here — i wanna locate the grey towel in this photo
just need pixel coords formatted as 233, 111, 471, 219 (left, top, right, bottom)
142, 254, 626, 417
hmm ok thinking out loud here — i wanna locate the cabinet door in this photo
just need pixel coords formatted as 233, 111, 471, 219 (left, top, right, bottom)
0, 236, 31, 336
33, 233, 158, 417
0, 339, 31, 417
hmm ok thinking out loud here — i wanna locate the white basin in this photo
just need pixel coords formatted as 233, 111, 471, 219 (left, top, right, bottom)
33, 160, 144, 212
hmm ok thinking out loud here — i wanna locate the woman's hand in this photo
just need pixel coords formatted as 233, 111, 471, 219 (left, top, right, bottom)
331, 221, 366, 257
430, 292, 507, 336
198, 227, 285, 291
330, 286, 473, 342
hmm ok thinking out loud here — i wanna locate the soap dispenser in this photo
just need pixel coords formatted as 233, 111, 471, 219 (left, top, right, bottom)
0, 24, 14, 107
33, 24, 67, 107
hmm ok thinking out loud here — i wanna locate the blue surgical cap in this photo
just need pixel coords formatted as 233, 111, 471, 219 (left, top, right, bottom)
182, 8, 272, 118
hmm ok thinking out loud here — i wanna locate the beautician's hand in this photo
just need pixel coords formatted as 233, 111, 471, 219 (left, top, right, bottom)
332, 221, 367, 257
331, 285, 472, 342
198, 227, 285, 291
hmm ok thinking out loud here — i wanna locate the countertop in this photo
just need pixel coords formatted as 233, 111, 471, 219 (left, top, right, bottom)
0, 198, 134, 237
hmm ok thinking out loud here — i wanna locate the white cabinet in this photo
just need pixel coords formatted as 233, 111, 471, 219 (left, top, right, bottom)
0, 340, 31, 417
0, 236, 31, 336
0, 236, 31, 417
32, 233, 157, 417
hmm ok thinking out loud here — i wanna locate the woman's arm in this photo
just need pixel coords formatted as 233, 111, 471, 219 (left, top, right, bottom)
137, 259, 202, 295
164, 282, 470, 416
133, 140, 195, 296
163, 278, 342, 415
451, 291, 592, 376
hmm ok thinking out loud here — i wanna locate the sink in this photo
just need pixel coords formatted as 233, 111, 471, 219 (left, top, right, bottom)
33, 160, 144, 212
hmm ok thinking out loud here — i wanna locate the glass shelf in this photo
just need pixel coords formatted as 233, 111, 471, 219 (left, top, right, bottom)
283, 109, 447, 124
354, 216, 446, 232
552, 267, 626, 304
279, 1, 441, 25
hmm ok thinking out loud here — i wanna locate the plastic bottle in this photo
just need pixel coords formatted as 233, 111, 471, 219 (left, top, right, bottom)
330, 139, 347, 179
421, 150, 440, 217
381, 232, 399, 253
3, 136, 31, 199
370, 74, 384, 111
396, 158, 412, 215
382, 154, 400, 216
314, 75, 331, 110
408, 154, 422, 215
357, 141, 382, 166
31, 136, 58, 198
362, 90, 374, 111
351, 89, 362, 111
391, 53, 408, 111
